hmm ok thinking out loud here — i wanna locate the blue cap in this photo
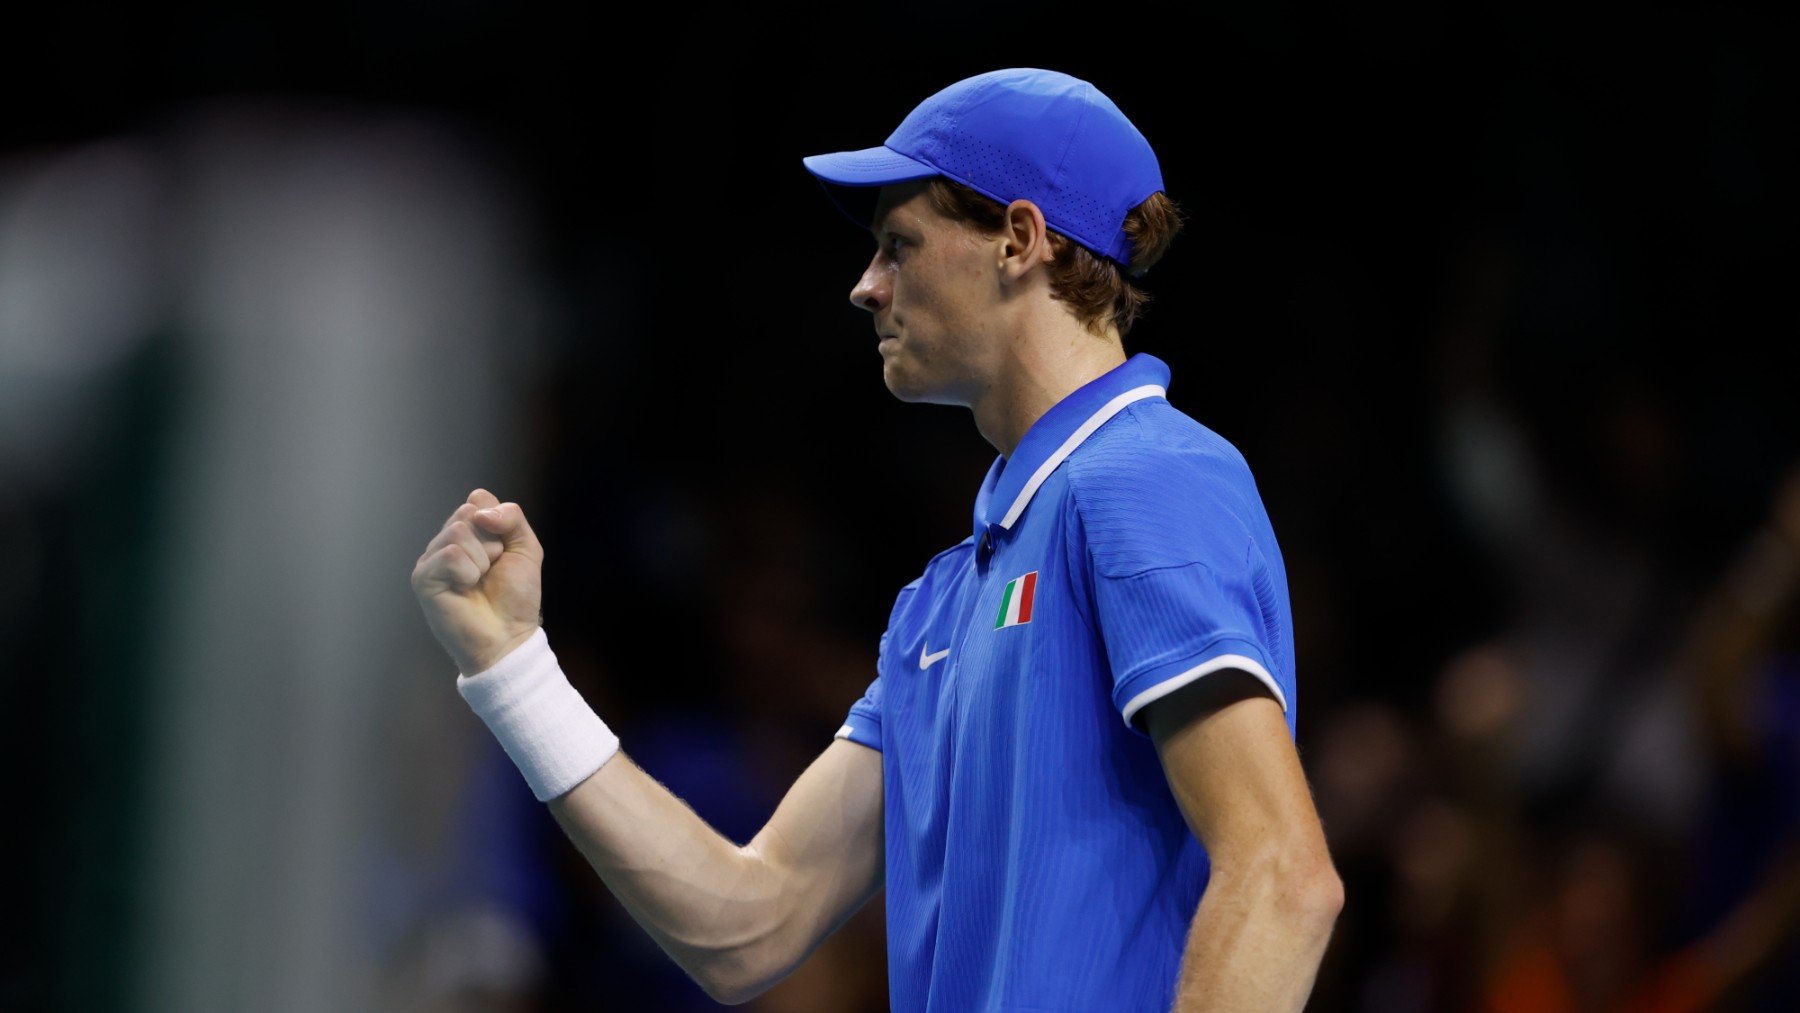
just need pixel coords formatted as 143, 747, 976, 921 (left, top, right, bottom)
802, 68, 1165, 270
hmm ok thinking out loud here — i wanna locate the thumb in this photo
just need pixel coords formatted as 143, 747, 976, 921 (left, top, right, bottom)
471, 502, 544, 561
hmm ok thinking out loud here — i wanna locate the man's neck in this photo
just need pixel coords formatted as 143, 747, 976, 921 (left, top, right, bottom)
971, 322, 1126, 457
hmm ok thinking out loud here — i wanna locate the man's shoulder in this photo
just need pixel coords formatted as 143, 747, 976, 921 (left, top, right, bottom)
1065, 397, 1257, 497
891, 534, 976, 601
1063, 399, 1265, 576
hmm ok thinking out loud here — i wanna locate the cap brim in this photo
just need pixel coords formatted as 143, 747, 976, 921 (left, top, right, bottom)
802, 145, 939, 187
802, 146, 941, 232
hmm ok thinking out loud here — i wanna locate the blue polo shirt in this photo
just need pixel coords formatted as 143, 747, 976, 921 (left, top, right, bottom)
834, 351, 1297, 1012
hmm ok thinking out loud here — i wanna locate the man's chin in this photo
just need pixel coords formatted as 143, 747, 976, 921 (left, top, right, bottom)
882, 365, 933, 404
884, 380, 962, 407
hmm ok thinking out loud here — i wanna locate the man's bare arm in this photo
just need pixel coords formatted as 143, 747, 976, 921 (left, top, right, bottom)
1144, 672, 1343, 1012
411, 489, 883, 1005
548, 738, 884, 1004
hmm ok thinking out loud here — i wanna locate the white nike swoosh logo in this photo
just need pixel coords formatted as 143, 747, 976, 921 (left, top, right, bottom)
919, 644, 950, 670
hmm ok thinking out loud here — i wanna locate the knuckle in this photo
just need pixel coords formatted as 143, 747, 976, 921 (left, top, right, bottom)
412, 553, 445, 588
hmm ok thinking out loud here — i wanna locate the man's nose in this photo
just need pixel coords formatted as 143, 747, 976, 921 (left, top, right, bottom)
849, 254, 886, 314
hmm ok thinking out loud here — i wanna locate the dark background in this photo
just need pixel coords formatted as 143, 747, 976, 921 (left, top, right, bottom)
5, 2, 1797, 1010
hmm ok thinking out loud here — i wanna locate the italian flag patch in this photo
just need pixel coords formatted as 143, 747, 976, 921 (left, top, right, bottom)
994, 571, 1039, 629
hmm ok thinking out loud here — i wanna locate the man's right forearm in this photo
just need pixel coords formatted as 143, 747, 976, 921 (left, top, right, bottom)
547, 753, 787, 1002
448, 624, 878, 1004
414, 495, 879, 1002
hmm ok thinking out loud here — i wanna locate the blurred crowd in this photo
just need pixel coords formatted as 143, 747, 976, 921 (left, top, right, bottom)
1302, 446, 1800, 1011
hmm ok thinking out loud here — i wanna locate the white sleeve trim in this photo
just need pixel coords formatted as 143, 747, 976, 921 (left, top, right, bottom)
834, 724, 855, 740
1120, 653, 1288, 729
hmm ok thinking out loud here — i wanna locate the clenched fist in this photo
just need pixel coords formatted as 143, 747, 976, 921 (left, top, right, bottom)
412, 488, 545, 675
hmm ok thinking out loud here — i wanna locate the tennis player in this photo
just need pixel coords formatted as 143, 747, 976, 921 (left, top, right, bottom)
413, 68, 1342, 1011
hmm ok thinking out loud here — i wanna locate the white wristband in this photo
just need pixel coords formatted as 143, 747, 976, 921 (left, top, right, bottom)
456, 628, 620, 802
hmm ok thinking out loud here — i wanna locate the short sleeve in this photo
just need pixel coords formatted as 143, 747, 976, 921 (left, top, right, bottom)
1069, 438, 1290, 737
834, 632, 885, 752
1095, 559, 1287, 733
838, 578, 927, 751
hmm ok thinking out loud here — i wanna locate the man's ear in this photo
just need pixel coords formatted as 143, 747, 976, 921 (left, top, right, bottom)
998, 199, 1052, 281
